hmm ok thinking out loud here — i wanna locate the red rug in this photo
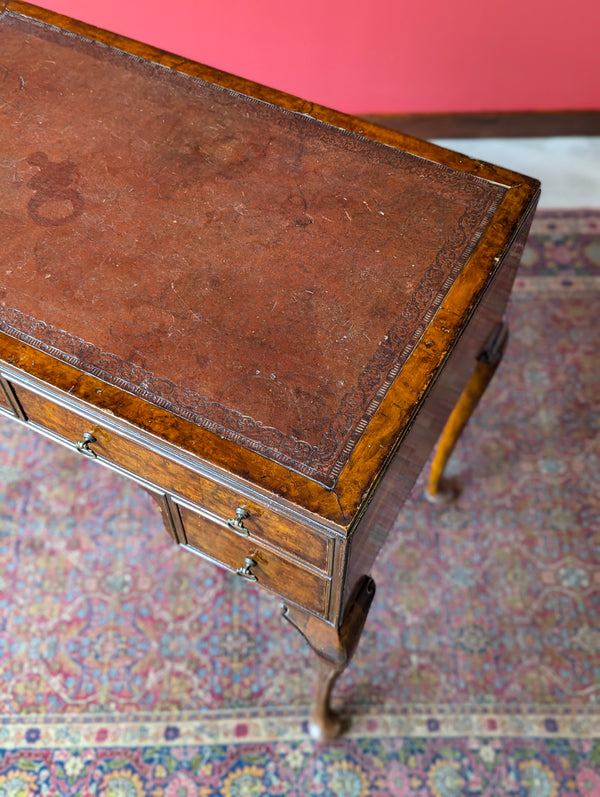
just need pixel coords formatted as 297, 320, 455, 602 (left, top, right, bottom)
0, 209, 598, 794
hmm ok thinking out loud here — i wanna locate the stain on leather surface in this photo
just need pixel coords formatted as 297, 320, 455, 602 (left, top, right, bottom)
26, 151, 84, 227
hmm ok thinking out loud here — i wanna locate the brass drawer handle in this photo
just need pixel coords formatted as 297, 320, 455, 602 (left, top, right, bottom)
235, 557, 258, 582
76, 431, 97, 458
227, 507, 250, 536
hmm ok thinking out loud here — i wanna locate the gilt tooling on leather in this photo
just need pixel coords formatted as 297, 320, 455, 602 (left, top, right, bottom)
0, 11, 507, 482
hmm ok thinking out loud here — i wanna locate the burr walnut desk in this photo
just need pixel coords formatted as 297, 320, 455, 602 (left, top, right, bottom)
0, 2, 540, 740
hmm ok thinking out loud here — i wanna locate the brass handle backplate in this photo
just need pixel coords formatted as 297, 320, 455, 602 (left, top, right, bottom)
75, 431, 97, 458
235, 557, 258, 582
227, 507, 250, 536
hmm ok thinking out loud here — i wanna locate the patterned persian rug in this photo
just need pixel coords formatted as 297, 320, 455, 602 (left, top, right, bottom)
0, 209, 598, 794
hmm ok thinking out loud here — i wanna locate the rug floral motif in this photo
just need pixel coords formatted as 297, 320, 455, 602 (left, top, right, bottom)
0, 209, 598, 793
0, 738, 599, 796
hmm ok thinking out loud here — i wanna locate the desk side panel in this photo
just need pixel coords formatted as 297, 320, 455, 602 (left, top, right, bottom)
340, 210, 535, 613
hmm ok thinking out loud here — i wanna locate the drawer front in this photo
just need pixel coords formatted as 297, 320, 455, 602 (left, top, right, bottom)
173, 478, 331, 573
179, 505, 330, 616
12, 382, 332, 572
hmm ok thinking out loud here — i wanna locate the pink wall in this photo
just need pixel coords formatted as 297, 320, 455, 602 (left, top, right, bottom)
32, 0, 600, 115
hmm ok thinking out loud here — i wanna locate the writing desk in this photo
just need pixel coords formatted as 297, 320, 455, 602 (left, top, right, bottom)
0, 2, 539, 739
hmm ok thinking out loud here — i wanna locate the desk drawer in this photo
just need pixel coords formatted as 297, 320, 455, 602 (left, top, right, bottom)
179, 505, 330, 617
12, 382, 332, 572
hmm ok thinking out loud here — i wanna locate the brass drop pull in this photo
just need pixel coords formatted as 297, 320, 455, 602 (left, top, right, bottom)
76, 432, 97, 458
235, 557, 258, 582
227, 507, 250, 536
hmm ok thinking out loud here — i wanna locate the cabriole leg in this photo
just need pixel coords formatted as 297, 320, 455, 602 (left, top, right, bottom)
427, 321, 509, 503
283, 575, 375, 741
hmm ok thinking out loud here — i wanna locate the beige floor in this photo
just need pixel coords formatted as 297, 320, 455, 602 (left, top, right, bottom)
434, 136, 600, 209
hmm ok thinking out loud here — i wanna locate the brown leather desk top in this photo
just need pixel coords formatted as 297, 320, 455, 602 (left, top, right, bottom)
0, 2, 539, 523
